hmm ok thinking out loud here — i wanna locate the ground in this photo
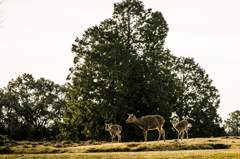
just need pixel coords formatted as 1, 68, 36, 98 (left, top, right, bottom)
0, 136, 240, 158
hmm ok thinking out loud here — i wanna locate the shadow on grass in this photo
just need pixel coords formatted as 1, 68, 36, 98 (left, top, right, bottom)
86, 143, 232, 153
0, 139, 233, 154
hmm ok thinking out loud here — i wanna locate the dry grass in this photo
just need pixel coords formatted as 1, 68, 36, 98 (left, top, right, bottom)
1, 149, 240, 159
0, 136, 240, 158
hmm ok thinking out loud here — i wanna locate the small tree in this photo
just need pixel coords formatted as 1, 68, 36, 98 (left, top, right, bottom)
173, 57, 226, 137
224, 110, 240, 136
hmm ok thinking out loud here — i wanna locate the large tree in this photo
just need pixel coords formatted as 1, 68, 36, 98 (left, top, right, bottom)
0, 73, 66, 140
60, 0, 177, 141
224, 110, 240, 136
60, 0, 226, 141
173, 57, 226, 137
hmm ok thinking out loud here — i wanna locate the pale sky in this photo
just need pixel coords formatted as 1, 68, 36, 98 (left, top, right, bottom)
0, 0, 240, 122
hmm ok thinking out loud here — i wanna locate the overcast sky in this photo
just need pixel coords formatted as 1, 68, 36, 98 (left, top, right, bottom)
0, 0, 240, 121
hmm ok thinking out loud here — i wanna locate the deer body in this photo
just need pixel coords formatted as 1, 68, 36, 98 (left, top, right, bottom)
170, 120, 188, 141
105, 123, 122, 142
126, 114, 165, 142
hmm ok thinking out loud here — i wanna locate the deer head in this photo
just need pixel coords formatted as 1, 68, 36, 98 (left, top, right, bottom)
126, 113, 137, 123
170, 120, 179, 127
105, 123, 113, 131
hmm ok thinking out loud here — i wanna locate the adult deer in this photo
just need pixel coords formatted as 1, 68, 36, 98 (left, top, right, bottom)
170, 120, 188, 141
105, 123, 122, 142
126, 113, 165, 142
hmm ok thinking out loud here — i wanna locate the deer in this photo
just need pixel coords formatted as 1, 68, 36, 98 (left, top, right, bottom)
105, 123, 122, 142
170, 120, 188, 141
126, 113, 165, 142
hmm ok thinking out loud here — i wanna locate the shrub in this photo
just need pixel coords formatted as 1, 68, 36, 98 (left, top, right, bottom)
0, 134, 8, 140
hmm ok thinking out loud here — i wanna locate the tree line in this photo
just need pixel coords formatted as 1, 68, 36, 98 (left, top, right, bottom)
1, 0, 235, 141
0, 74, 66, 140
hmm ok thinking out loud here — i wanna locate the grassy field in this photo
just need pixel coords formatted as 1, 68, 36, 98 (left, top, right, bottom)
0, 136, 240, 158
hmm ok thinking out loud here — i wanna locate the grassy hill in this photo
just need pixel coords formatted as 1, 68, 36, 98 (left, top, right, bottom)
0, 136, 240, 158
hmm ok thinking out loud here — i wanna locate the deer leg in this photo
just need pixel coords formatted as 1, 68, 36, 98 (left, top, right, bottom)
117, 134, 121, 142
162, 128, 165, 141
113, 134, 116, 142
164, 131, 165, 141
143, 129, 148, 142
178, 131, 180, 141
178, 131, 182, 141
111, 133, 116, 142
186, 128, 188, 140
111, 135, 114, 142
181, 131, 185, 140
157, 128, 162, 142
110, 132, 113, 142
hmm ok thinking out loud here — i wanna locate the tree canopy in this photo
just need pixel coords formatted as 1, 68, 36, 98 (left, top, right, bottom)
0, 73, 66, 140
60, 0, 177, 141
60, 0, 225, 141
173, 57, 226, 137
224, 110, 240, 136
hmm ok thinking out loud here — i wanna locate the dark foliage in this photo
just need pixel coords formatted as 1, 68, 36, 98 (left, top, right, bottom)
224, 110, 240, 136
59, 0, 225, 141
0, 73, 66, 140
